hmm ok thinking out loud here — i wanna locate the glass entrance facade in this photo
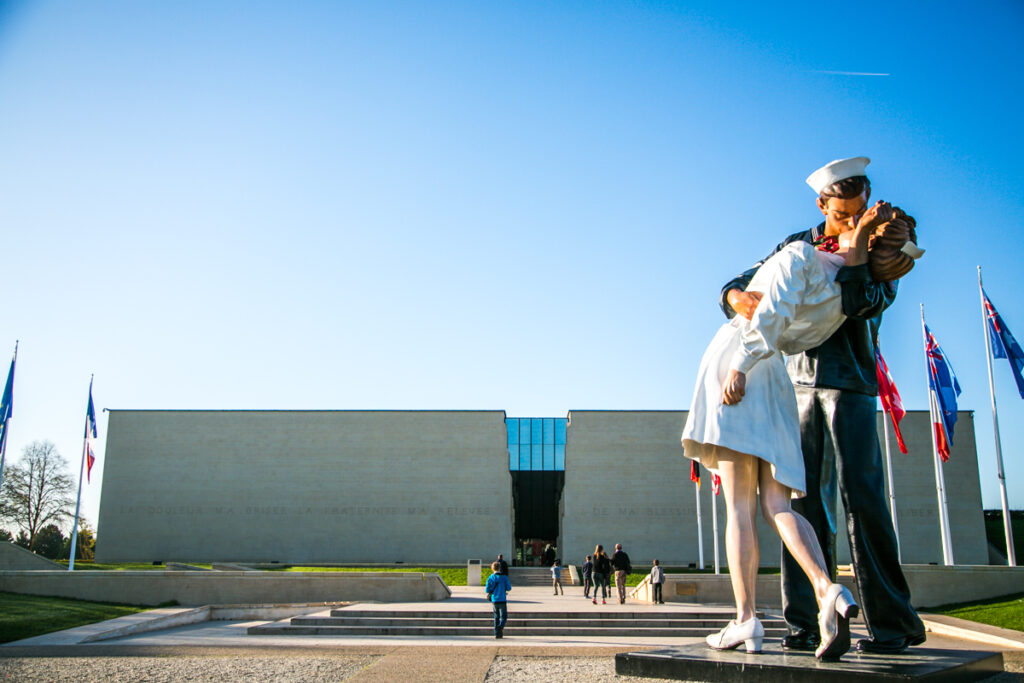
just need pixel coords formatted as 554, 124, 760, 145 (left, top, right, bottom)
506, 417, 566, 566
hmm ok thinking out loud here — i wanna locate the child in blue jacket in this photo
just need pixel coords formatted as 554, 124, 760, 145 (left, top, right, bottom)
485, 561, 512, 638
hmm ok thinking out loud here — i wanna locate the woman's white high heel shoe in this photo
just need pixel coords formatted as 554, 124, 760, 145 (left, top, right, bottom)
705, 616, 764, 653
816, 583, 859, 660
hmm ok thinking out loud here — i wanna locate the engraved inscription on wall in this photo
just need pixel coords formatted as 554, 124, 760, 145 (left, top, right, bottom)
119, 505, 497, 518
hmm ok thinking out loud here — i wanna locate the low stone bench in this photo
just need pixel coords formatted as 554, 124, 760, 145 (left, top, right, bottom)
0, 570, 451, 606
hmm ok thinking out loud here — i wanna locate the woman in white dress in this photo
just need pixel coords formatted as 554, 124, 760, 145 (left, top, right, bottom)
681, 200, 902, 660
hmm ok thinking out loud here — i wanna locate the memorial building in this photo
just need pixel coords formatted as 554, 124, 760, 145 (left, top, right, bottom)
96, 409, 989, 566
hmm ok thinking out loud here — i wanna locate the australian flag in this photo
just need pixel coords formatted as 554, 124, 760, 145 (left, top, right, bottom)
925, 324, 961, 462
85, 382, 98, 482
983, 289, 1024, 399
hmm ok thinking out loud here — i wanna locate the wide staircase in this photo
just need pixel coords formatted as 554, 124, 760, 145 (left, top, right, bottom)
248, 607, 787, 638
507, 566, 555, 586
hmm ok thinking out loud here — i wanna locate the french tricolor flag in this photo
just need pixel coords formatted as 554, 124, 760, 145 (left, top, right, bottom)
924, 325, 961, 462
85, 383, 97, 482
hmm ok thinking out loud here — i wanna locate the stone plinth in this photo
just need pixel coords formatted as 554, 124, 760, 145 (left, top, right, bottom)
616, 644, 1004, 682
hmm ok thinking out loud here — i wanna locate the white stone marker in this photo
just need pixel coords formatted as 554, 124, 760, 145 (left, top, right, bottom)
468, 559, 482, 589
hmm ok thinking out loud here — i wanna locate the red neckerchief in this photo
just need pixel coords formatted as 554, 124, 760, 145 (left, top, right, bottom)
813, 234, 839, 253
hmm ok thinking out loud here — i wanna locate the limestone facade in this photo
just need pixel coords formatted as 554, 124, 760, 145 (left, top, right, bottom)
97, 409, 987, 567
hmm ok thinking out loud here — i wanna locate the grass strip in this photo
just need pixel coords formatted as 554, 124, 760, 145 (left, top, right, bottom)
275, 566, 492, 586
55, 561, 167, 570
0, 591, 148, 644
929, 592, 1024, 633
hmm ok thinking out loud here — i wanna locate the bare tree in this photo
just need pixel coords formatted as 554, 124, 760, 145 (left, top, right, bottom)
0, 441, 74, 550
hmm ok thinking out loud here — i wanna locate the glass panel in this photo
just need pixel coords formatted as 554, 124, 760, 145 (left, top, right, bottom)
532, 444, 543, 470
506, 418, 518, 446
555, 444, 565, 470
519, 419, 530, 445
519, 444, 531, 470
531, 418, 542, 444
555, 419, 567, 445
509, 445, 518, 470
543, 418, 554, 444
543, 443, 555, 470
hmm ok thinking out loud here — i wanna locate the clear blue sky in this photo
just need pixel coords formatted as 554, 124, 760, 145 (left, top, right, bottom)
2, 1, 1023, 532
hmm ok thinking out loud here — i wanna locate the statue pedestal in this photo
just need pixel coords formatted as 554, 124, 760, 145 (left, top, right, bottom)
615, 644, 1004, 682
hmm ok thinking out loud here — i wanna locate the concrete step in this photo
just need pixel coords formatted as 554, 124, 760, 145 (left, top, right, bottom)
249, 624, 789, 637
248, 606, 789, 638
329, 609, 749, 620
296, 617, 786, 629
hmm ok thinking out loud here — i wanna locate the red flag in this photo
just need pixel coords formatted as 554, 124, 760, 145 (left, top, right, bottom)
874, 347, 907, 454
711, 473, 721, 496
690, 461, 700, 489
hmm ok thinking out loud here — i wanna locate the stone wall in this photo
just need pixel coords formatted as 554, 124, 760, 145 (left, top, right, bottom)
0, 570, 450, 605
835, 411, 988, 566
560, 410, 783, 566
96, 411, 514, 564
561, 409, 989, 567
95, 408, 987, 567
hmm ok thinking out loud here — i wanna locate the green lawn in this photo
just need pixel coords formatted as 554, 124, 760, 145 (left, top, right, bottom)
930, 592, 1024, 632
55, 561, 168, 570
273, 566, 494, 586
0, 592, 148, 644
55, 561, 216, 570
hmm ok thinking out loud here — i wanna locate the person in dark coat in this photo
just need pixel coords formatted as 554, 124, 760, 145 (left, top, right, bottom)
610, 543, 632, 604
720, 156, 924, 655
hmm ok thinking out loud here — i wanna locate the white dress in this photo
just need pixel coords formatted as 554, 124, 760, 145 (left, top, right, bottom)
681, 242, 847, 496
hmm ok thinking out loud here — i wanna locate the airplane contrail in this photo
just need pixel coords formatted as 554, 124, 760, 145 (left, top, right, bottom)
812, 70, 891, 76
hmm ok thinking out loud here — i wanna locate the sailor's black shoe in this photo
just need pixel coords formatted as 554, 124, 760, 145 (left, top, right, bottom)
782, 628, 820, 651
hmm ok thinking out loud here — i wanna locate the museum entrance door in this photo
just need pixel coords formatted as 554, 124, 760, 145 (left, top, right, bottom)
511, 470, 564, 566
506, 417, 567, 566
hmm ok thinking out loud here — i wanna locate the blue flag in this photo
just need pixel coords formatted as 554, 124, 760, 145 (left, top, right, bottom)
924, 324, 961, 462
983, 289, 1024, 399
0, 357, 14, 453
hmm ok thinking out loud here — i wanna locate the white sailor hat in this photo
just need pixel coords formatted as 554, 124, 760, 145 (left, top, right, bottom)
806, 156, 870, 194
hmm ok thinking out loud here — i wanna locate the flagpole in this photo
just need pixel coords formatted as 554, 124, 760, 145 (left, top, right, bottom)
979, 266, 1016, 566
0, 341, 16, 494
881, 409, 902, 563
69, 375, 93, 571
711, 486, 720, 574
922, 306, 954, 566
694, 470, 704, 570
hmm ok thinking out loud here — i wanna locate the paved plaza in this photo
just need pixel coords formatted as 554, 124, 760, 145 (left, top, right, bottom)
2, 586, 1023, 681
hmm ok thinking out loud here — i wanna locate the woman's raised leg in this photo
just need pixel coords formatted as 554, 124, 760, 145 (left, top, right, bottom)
758, 460, 858, 659
756, 461, 830, 606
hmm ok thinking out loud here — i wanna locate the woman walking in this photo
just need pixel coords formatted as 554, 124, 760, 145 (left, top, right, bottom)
591, 545, 610, 605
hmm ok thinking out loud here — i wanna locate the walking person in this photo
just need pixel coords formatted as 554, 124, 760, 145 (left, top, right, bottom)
485, 561, 512, 639
591, 545, 610, 605
582, 555, 594, 599
650, 559, 665, 604
611, 543, 632, 604
551, 559, 564, 595
495, 553, 508, 575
